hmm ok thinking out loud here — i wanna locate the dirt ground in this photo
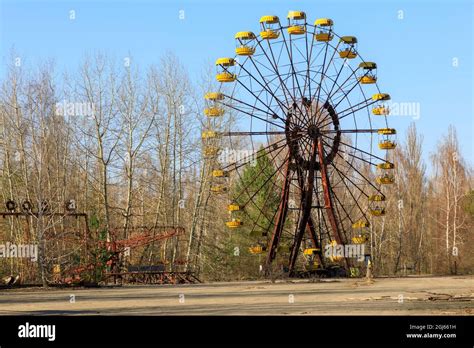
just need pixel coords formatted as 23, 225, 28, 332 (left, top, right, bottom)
0, 276, 472, 315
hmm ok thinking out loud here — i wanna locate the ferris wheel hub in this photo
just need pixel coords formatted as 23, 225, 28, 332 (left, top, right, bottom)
284, 99, 341, 170
307, 125, 320, 139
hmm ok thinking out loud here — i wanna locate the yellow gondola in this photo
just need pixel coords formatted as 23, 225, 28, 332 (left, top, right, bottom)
339, 36, 357, 59
227, 204, 240, 212
211, 185, 227, 193
376, 175, 395, 185
204, 107, 225, 117
204, 146, 219, 157
287, 11, 306, 35
377, 128, 396, 135
360, 76, 376, 84
204, 92, 224, 101
235, 31, 256, 56
314, 18, 333, 42
215, 57, 236, 82
358, 62, 377, 84
352, 220, 370, 229
202, 130, 218, 139
306, 262, 320, 271
373, 99, 391, 118
303, 248, 320, 255
328, 240, 343, 261
372, 106, 390, 115
369, 194, 386, 201
260, 15, 280, 40
226, 218, 243, 228
379, 140, 396, 150
212, 169, 228, 178
205, 92, 225, 117
349, 267, 360, 277
315, 18, 333, 26
352, 235, 369, 244
370, 207, 386, 216
376, 161, 395, 170
249, 245, 265, 254
372, 93, 390, 101
216, 72, 236, 82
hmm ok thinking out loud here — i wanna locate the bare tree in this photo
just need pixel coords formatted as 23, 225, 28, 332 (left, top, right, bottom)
76, 54, 122, 241
431, 125, 469, 273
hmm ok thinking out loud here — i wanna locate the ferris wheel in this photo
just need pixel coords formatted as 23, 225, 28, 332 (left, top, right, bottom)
202, 11, 396, 276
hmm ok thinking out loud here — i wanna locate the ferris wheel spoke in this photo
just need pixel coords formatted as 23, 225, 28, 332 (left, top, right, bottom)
291, 73, 330, 130
314, 59, 346, 113
330, 145, 385, 196
231, 152, 289, 236
320, 128, 380, 134
329, 164, 369, 226
337, 100, 376, 120
218, 99, 285, 130
329, 190, 351, 240
223, 93, 283, 119
234, 63, 290, 120
315, 139, 352, 248
328, 166, 367, 217
222, 131, 286, 136
333, 82, 361, 106
243, 168, 298, 245
327, 61, 357, 97
303, 23, 315, 98
322, 62, 361, 113
285, 70, 328, 128
317, 65, 345, 111
245, 57, 290, 109
279, 25, 305, 103
239, 153, 289, 208
240, 206, 276, 238
223, 141, 287, 172
221, 137, 288, 172
331, 79, 367, 109
326, 159, 369, 199
337, 148, 378, 167
318, 98, 375, 129
311, 196, 332, 243
328, 184, 354, 225
301, 137, 313, 158
220, 66, 288, 124
219, 96, 285, 123
321, 134, 387, 164
308, 46, 327, 73
313, 179, 328, 231
245, 185, 282, 238
251, 45, 292, 106
293, 69, 357, 128
311, 41, 341, 112
233, 146, 287, 204
223, 141, 285, 172
256, 39, 309, 123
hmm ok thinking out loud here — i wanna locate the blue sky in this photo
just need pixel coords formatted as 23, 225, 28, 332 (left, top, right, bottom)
1, 0, 472, 170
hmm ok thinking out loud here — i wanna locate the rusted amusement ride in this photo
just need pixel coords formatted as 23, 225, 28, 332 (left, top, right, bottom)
0, 199, 198, 286
203, 11, 396, 277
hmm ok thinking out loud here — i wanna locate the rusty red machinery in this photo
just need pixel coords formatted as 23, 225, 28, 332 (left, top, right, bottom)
0, 201, 199, 286
103, 226, 200, 285
56, 225, 199, 286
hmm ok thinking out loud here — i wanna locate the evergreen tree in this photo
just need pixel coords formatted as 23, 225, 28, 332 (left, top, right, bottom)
233, 147, 281, 236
